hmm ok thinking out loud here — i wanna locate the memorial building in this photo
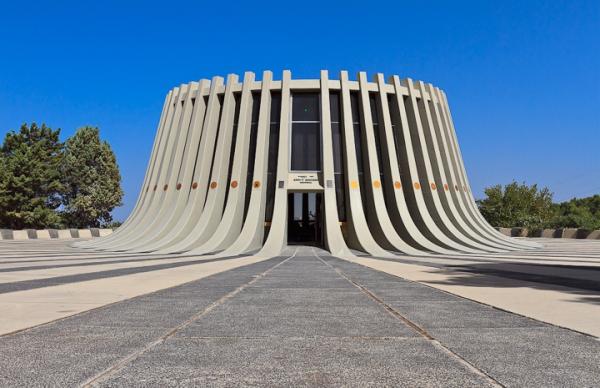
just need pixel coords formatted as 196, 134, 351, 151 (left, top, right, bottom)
79, 70, 537, 256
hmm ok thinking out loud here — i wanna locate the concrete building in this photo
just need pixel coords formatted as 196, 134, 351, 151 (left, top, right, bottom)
78, 70, 538, 256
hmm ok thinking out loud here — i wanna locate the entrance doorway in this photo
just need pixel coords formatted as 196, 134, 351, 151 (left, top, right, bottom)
287, 192, 323, 246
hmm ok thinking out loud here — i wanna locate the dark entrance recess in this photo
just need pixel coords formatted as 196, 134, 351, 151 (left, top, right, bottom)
287, 192, 323, 246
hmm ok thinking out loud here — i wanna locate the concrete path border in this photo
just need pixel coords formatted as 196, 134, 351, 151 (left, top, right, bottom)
0, 229, 112, 240
497, 227, 600, 239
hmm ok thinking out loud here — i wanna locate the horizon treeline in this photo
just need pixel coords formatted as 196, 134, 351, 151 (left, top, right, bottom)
478, 182, 600, 230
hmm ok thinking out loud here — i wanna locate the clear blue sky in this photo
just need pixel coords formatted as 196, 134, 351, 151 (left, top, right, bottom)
1, 1, 598, 221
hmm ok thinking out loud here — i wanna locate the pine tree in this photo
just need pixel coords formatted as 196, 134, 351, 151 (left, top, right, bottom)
60, 126, 123, 227
0, 123, 64, 229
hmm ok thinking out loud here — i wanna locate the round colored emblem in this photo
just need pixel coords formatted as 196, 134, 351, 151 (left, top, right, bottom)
231, 180, 238, 188
210, 182, 218, 189
413, 182, 421, 190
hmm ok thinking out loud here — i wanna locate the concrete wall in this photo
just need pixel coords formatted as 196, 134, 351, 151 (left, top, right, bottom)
0, 229, 113, 241
495, 227, 600, 240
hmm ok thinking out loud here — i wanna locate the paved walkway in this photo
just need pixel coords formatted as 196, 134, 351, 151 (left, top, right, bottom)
0, 246, 598, 386
349, 238, 600, 337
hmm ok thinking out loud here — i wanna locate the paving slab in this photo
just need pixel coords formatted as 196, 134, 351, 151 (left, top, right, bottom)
432, 326, 600, 387
100, 337, 494, 387
0, 246, 599, 386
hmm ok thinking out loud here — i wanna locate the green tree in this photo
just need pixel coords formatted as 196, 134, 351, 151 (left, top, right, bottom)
0, 123, 64, 229
60, 126, 123, 228
477, 181, 555, 229
552, 195, 600, 230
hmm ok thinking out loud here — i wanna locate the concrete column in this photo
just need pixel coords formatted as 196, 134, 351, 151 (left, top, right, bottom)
189, 72, 257, 254
164, 74, 240, 252
115, 82, 199, 250
319, 70, 353, 256
425, 83, 516, 250
258, 70, 293, 257
81, 89, 175, 248
337, 71, 395, 258
222, 71, 274, 255
94, 85, 184, 249
127, 80, 211, 252
375, 74, 453, 254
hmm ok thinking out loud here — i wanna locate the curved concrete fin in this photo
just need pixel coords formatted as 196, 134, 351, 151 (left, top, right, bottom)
220, 71, 274, 256
403, 79, 486, 253
92, 86, 184, 249
187, 72, 257, 254
390, 76, 475, 253
415, 80, 505, 253
439, 89, 538, 249
125, 81, 210, 252
77, 89, 174, 248
113, 82, 200, 251
102, 84, 191, 250
425, 83, 516, 251
257, 70, 293, 257
374, 74, 455, 255
319, 70, 354, 257
149, 76, 227, 253
356, 72, 424, 255
336, 71, 396, 258
160, 74, 239, 253
135, 80, 212, 252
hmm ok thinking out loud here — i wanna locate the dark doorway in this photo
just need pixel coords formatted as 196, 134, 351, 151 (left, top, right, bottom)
288, 192, 323, 246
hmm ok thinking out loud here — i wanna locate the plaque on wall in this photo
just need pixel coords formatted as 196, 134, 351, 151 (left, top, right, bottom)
287, 172, 323, 191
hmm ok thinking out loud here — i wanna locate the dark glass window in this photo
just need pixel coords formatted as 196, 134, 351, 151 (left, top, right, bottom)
331, 92, 343, 173
292, 93, 320, 121
370, 94, 384, 177
350, 93, 364, 174
350, 92, 368, 208
265, 92, 281, 223
223, 93, 242, 212
204, 93, 225, 209
291, 122, 320, 170
291, 93, 321, 171
330, 92, 346, 222
243, 92, 262, 222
